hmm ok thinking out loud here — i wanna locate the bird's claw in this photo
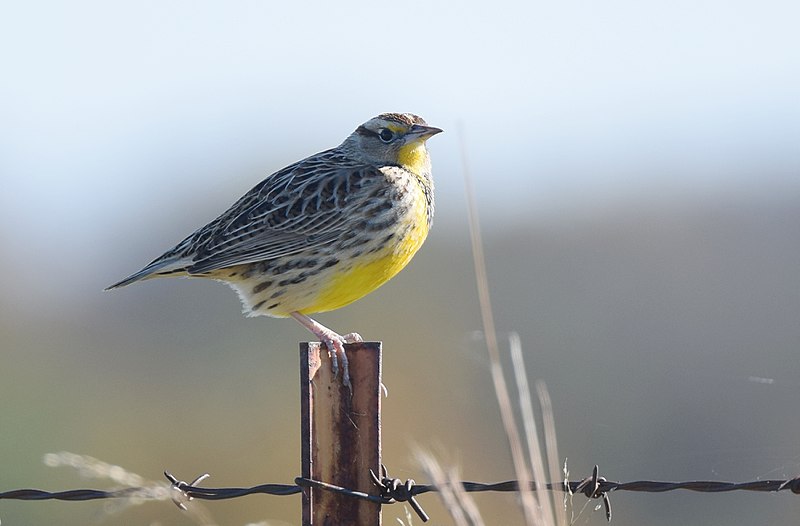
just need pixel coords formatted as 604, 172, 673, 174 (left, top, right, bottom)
322, 336, 352, 392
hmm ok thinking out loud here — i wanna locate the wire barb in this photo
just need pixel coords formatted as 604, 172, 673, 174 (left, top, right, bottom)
573, 465, 612, 521
164, 471, 210, 510
370, 464, 429, 522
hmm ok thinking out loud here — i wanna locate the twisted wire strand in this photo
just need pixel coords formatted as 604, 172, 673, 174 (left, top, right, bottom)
3, 466, 799, 524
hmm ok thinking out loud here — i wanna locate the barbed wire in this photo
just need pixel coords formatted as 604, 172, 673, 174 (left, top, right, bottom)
2, 465, 799, 523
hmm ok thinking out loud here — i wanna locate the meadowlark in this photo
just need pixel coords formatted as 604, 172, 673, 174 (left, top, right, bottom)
107, 113, 442, 388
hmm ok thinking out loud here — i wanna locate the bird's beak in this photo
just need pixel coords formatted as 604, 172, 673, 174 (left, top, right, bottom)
408, 124, 443, 140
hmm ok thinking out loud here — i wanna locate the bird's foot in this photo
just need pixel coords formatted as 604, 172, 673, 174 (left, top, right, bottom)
320, 334, 352, 391
341, 332, 363, 344
291, 312, 362, 391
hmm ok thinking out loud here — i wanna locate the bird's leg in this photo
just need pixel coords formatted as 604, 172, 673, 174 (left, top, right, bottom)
290, 312, 362, 391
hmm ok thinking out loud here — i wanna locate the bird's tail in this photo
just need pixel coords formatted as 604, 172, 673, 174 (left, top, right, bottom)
105, 257, 189, 290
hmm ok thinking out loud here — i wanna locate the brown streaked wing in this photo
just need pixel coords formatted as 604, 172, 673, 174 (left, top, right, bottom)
186, 150, 379, 274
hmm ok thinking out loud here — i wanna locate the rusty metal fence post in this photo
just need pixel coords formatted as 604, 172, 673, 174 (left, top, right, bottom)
300, 341, 382, 525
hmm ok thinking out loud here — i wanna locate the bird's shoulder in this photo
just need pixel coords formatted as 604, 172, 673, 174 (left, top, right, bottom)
177, 148, 388, 269
224, 148, 385, 229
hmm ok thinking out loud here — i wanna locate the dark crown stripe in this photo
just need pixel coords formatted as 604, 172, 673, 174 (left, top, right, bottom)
378, 113, 426, 126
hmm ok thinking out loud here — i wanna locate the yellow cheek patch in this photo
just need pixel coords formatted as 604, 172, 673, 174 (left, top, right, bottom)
397, 140, 428, 173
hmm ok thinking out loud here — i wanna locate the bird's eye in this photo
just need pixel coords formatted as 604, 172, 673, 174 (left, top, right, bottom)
378, 128, 395, 143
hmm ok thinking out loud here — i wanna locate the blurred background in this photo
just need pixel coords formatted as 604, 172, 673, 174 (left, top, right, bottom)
1, 0, 799, 524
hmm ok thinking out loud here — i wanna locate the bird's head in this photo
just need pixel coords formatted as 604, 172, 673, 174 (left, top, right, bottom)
343, 113, 442, 175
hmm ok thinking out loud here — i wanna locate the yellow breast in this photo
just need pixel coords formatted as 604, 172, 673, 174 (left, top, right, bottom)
303, 183, 430, 314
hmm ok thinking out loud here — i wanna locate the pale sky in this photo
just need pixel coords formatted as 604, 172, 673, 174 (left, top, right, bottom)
0, 0, 798, 299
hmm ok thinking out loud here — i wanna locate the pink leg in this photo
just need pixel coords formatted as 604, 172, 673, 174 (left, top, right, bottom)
291, 312, 362, 390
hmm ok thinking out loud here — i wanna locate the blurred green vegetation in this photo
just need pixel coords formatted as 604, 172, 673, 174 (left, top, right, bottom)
2, 192, 799, 525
